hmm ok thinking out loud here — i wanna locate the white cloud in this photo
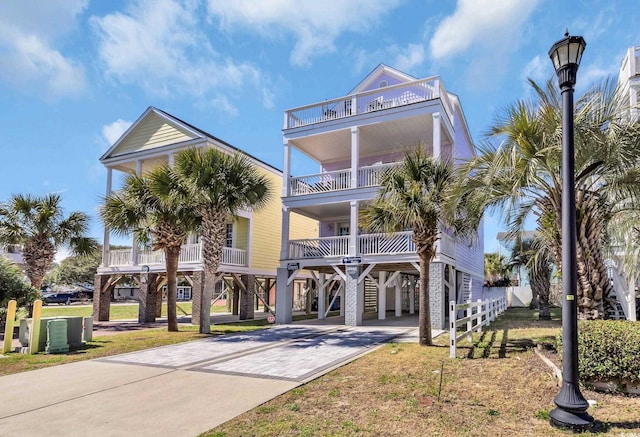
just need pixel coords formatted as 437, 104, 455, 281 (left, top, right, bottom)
0, 0, 88, 98
393, 43, 425, 72
521, 55, 549, 85
429, 0, 540, 60
91, 0, 272, 111
205, 0, 401, 67
103, 119, 133, 148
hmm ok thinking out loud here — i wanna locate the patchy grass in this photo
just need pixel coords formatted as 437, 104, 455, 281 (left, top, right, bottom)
34, 302, 229, 320
205, 307, 640, 436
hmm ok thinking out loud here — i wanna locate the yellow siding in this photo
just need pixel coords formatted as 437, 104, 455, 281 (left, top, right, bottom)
235, 217, 248, 251
110, 113, 196, 157
249, 168, 318, 271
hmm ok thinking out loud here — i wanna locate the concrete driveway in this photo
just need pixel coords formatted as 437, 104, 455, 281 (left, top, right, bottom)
0, 324, 417, 437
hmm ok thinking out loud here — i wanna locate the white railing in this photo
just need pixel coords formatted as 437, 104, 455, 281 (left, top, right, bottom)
108, 249, 132, 266
358, 231, 415, 255
606, 261, 636, 320
222, 247, 247, 266
287, 231, 460, 259
284, 75, 453, 129
288, 162, 401, 197
180, 243, 202, 263
449, 297, 507, 358
290, 169, 352, 196
139, 249, 164, 265
106, 244, 247, 267
357, 162, 398, 187
289, 236, 349, 259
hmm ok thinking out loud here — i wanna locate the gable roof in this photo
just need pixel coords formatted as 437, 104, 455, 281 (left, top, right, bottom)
348, 64, 418, 95
100, 106, 281, 174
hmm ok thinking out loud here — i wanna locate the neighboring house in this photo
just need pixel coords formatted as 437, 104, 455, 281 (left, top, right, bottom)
496, 230, 537, 287
95, 107, 317, 323
275, 65, 484, 329
610, 46, 640, 320
0, 244, 24, 269
618, 46, 640, 121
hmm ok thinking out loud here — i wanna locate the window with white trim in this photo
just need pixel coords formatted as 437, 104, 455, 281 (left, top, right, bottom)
225, 223, 234, 248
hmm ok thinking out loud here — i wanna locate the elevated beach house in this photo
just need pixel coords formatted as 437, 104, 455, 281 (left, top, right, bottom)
95, 107, 317, 323
275, 65, 484, 328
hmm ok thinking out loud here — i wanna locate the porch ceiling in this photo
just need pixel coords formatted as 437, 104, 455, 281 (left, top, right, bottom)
289, 113, 452, 164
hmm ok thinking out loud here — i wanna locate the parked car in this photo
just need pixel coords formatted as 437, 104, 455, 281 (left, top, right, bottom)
42, 292, 77, 305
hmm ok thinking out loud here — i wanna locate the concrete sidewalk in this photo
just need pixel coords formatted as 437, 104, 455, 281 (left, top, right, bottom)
0, 323, 419, 437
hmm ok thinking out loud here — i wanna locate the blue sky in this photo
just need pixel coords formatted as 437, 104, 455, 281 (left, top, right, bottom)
1, 0, 639, 258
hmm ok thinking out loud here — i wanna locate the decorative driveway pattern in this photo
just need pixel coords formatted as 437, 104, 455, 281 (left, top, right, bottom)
195, 327, 408, 382
98, 325, 334, 368
98, 325, 412, 382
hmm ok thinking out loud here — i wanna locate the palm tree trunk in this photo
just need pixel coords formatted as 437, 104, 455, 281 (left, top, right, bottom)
575, 188, 610, 319
418, 252, 432, 346
165, 246, 181, 332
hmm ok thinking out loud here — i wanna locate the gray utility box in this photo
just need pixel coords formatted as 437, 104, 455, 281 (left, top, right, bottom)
45, 319, 69, 353
19, 316, 89, 352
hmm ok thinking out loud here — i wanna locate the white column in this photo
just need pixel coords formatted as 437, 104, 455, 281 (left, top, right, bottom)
275, 267, 293, 324
378, 271, 386, 320
409, 276, 416, 315
350, 127, 359, 188
280, 206, 290, 260
349, 201, 358, 256
283, 139, 291, 197
433, 112, 441, 159
395, 274, 402, 317
318, 273, 326, 319
101, 168, 113, 267
131, 161, 143, 266
168, 153, 175, 167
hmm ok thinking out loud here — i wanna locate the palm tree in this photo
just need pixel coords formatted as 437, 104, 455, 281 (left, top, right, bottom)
460, 78, 640, 319
484, 252, 511, 286
173, 147, 271, 333
363, 147, 474, 346
100, 165, 200, 331
527, 238, 554, 320
0, 193, 97, 290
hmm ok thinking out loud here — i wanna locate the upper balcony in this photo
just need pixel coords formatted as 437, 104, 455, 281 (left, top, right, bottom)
284, 75, 453, 131
102, 243, 247, 273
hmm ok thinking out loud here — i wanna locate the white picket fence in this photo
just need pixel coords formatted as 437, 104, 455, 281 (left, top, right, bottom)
449, 297, 507, 358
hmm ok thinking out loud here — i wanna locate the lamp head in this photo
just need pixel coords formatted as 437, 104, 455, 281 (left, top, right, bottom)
548, 32, 586, 88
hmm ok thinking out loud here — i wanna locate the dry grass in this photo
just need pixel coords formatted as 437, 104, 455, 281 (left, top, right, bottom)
206, 308, 640, 437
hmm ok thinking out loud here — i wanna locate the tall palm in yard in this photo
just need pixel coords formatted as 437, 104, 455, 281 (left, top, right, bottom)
364, 147, 473, 346
0, 194, 96, 290
460, 78, 640, 319
526, 238, 554, 320
101, 165, 200, 331
174, 147, 271, 333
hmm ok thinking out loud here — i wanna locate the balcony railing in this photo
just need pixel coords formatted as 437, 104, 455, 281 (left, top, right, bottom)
289, 162, 399, 196
284, 75, 452, 130
288, 231, 456, 260
105, 243, 247, 268
289, 236, 349, 259
358, 231, 415, 255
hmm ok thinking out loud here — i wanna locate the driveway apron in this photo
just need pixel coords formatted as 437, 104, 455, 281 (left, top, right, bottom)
0, 324, 414, 437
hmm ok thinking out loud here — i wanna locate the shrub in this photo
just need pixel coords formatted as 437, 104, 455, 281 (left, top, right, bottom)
558, 320, 640, 388
0, 256, 38, 323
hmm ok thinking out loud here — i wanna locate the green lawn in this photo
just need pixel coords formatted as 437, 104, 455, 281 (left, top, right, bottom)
34, 301, 230, 320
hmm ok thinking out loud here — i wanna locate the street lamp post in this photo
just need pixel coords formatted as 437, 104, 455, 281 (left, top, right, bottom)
548, 32, 594, 431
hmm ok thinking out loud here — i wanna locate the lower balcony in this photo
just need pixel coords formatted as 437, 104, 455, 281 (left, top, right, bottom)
287, 231, 455, 261
105, 243, 247, 269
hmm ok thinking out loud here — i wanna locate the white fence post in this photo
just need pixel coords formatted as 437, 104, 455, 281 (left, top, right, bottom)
449, 300, 456, 358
